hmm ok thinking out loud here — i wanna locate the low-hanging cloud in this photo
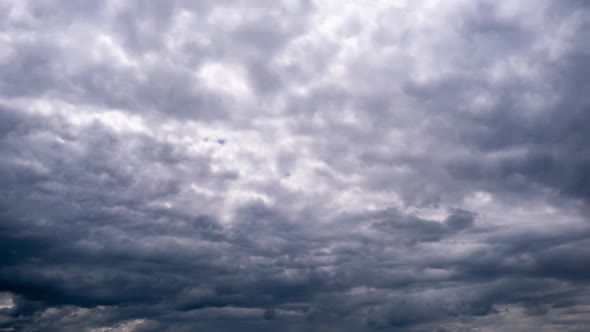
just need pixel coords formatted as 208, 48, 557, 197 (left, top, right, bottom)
1, 0, 589, 331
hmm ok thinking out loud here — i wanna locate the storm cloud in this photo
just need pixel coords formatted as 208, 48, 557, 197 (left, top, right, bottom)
1, 0, 589, 331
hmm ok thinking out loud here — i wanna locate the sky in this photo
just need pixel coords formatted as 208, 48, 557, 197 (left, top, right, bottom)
0, 0, 589, 331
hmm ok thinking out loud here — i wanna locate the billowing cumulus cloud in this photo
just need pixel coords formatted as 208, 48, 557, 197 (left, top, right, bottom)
1, 0, 589, 331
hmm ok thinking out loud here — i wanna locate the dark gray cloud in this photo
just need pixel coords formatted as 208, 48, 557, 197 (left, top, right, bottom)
1, 0, 589, 331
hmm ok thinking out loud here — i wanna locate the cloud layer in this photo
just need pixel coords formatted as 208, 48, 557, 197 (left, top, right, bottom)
1, 0, 589, 331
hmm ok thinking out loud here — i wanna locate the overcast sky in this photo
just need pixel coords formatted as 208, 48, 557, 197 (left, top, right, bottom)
1, 1, 589, 331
